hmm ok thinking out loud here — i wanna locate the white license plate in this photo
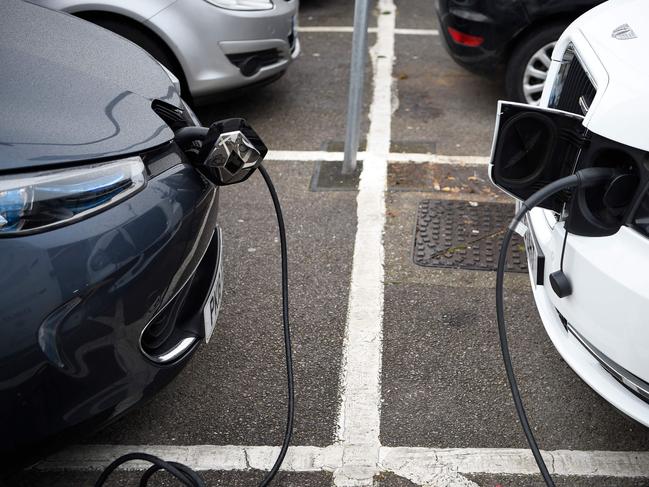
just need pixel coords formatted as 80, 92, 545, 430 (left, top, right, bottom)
523, 214, 545, 286
202, 234, 224, 344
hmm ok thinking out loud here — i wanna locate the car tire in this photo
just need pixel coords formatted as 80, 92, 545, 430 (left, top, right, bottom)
78, 15, 190, 97
505, 22, 569, 105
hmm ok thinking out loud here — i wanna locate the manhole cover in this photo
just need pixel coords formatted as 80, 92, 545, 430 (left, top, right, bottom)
413, 200, 527, 272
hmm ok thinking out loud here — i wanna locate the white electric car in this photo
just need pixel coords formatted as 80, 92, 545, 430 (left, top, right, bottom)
491, 0, 649, 427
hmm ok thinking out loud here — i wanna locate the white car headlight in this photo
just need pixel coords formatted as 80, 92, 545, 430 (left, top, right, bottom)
0, 157, 146, 236
204, 0, 274, 11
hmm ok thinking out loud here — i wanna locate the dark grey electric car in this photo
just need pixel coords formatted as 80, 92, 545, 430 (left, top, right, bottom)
0, 0, 226, 471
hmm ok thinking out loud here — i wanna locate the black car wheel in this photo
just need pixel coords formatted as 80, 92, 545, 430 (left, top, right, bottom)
505, 23, 569, 105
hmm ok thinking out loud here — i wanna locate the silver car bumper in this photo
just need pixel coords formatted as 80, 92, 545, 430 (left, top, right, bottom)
147, 0, 300, 98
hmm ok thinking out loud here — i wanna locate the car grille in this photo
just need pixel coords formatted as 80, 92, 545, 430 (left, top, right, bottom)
551, 52, 596, 116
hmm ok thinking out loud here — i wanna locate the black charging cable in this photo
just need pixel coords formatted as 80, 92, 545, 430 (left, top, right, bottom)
95, 164, 294, 487
496, 167, 616, 487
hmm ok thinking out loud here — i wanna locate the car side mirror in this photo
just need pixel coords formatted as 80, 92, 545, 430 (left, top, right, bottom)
197, 118, 268, 186
489, 101, 586, 212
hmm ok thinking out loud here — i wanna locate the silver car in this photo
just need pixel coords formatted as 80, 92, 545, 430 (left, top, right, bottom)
33, 0, 300, 103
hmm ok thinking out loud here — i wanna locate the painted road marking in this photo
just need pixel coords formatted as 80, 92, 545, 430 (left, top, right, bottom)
265, 150, 490, 165
38, 445, 649, 480
298, 26, 438, 36
332, 0, 394, 484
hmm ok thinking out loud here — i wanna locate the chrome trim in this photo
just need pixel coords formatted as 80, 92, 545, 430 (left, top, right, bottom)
205, 131, 262, 170
578, 96, 590, 115
148, 337, 197, 364
139, 225, 223, 364
567, 323, 649, 402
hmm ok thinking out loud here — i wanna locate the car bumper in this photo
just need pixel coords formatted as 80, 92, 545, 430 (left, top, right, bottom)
525, 207, 649, 427
147, 0, 300, 99
0, 157, 222, 470
435, 1, 528, 73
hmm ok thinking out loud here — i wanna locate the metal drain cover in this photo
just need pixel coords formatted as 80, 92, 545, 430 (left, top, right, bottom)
413, 200, 527, 272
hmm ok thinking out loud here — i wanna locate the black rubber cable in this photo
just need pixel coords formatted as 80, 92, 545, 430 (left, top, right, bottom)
95, 164, 294, 487
496, 168, 616, 487
94, 453, 205, 487
559, 227, 569, 272
257, 164, 295, 487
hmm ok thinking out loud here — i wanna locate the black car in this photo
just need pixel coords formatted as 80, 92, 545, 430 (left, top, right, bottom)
435, 0, 604, 104
0, 0, 228, 471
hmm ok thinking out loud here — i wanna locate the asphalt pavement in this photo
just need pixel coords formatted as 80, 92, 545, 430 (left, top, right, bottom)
15, 0, 649, 486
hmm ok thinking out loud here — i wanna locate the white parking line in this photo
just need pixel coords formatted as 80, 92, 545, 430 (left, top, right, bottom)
36, 445, 343, 473
383, 447, 649, 481
298, 26, 438, 36
265, 150, 489, 165
38, 445, 649, 480
394, 28, 439, 36
332, 0, 394, 486
388, 153, 490, 165
299, 26, 358, 34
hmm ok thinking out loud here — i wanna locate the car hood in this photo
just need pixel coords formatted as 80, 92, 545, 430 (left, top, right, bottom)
566, 0, 649, 151
0, 1, 180, 171
578, 0, 649, 80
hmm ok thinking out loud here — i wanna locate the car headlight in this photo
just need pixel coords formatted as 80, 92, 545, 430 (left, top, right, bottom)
204, 0, 274, 11
0, 157, 146, 236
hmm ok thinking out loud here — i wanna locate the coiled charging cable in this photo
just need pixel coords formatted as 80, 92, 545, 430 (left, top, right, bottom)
95, 165, 294, 487
496, 167, 616, 487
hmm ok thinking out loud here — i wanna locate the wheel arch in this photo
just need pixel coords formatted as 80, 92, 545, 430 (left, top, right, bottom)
72, 10, 190, 96
502, 12, 583, 64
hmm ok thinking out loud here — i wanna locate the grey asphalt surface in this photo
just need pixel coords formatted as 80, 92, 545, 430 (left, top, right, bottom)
467, 474, 649, 487
393, 0, 436, 29
93, 161, 356, 447
391, 0, 503, 157
16, 0, 649, 486
392, 34, 503, 157
382, 187, 649, 451
300, 0, 377, 28
14, 470, 332, 487
197, 32, 372, 152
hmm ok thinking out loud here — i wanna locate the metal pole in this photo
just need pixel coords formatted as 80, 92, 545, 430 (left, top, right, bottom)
342, 0, 371, 175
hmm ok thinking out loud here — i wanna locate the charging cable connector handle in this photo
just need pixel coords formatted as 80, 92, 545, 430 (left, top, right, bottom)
514, 168, 617, 226
497, 167, 616, 487
95, 162, 295, 487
